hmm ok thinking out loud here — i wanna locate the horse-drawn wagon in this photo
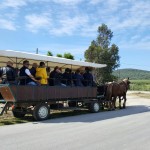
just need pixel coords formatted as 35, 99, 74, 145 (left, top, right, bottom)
0, 50, 107, 121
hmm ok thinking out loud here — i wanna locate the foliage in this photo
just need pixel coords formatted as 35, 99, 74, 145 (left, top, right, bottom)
84, 24, 120, 83
47, 51, 74, 60
56, 54, 63, 57
63, 53, 74, 60
113, 69, 150, 80
47, 51, 53, 56
97, 24, 113, 48
130, 80, 150, 91
113, 69, 150, 91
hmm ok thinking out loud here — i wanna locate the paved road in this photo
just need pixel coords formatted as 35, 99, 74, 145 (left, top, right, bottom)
0, 94, 150, 150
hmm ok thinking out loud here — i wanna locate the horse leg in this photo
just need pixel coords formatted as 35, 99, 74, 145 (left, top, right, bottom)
119, 96, 122, 109
111, 97, 116, 110
123, 95, 127, 108
106, 95, 112, 111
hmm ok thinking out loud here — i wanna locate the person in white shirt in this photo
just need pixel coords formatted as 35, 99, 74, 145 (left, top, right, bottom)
19, 60, 39, 85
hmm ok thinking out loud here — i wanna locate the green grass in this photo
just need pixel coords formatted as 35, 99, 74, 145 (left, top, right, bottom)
130, 80, 150, 91
0, 113, 32, 126
0, 109, 91, 126
131, 80, 150, 84
0, 107, 111, 126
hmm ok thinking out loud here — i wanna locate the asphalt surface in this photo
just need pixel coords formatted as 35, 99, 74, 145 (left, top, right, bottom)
0, 93, 150, 150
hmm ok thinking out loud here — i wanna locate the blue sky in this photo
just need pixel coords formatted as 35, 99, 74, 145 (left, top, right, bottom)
0, 0, 150, 70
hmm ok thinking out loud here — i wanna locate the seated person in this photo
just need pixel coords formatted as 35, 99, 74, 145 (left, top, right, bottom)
49, 66, 63, 86
73, 69, 84, 86
36, 62, 48, 85
30, 63, 38, 77
46, 66, 51, 76
19, 60, 39, 85
62, 68, 72, 86
83, 67, 94, 86
0, 61, 17, 84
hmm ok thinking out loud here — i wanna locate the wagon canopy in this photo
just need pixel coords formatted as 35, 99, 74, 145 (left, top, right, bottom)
0, 50, 106, 70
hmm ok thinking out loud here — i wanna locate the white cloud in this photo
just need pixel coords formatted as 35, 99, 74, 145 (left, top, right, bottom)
0, 18, 16, 30
89, 0, 104, 5
50, 15, 89, 35
130, 35, 141, 42
51, 0, 83, 5
141, 36, 150, 42
119, 40, 150, 51
0, 0, 150, 45
0, 0, 27, 9
25, 13, 52, 33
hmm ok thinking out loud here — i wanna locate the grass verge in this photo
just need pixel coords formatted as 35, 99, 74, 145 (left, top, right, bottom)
0, 109, 91, 126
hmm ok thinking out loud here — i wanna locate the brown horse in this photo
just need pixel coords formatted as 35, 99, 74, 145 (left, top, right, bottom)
105, 78, 131, 109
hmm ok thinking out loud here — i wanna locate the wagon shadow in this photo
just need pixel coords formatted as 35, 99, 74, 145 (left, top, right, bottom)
40, 105, 150, 124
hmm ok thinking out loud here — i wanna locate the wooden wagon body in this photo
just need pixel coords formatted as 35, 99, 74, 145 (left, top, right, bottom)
0, 85, 97, 102
0, 84, 105, 120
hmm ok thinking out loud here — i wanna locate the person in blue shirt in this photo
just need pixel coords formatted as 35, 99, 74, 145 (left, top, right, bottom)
83, 67, 94, 86
73, 69, 84, 86
62, 68, 72, 86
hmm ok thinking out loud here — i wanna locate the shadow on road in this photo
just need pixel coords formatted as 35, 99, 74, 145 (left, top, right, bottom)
39, 105, 150, 124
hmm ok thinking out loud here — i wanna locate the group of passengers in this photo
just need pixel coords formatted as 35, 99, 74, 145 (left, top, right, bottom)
0, 60, 95, 86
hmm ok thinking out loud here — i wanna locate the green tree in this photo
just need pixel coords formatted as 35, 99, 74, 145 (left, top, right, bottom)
97, 24, 113, 48
63, 53, 74, 60
47, 51, 53, 56
84, 24, 120, 83
56, 54, 63, 57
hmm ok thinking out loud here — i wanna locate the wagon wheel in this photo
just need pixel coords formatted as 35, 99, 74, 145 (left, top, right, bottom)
89, 101, 100, 113
33, 103, 50, 121
12, 107, 26, 118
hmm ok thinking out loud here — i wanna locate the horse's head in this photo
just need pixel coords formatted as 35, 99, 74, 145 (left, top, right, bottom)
123, 78, 131, 90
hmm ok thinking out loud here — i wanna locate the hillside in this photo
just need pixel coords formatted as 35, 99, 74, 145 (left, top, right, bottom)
113, 69, 150, 80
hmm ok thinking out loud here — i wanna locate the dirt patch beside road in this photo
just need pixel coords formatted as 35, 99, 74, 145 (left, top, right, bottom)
128, 91, 150, 99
